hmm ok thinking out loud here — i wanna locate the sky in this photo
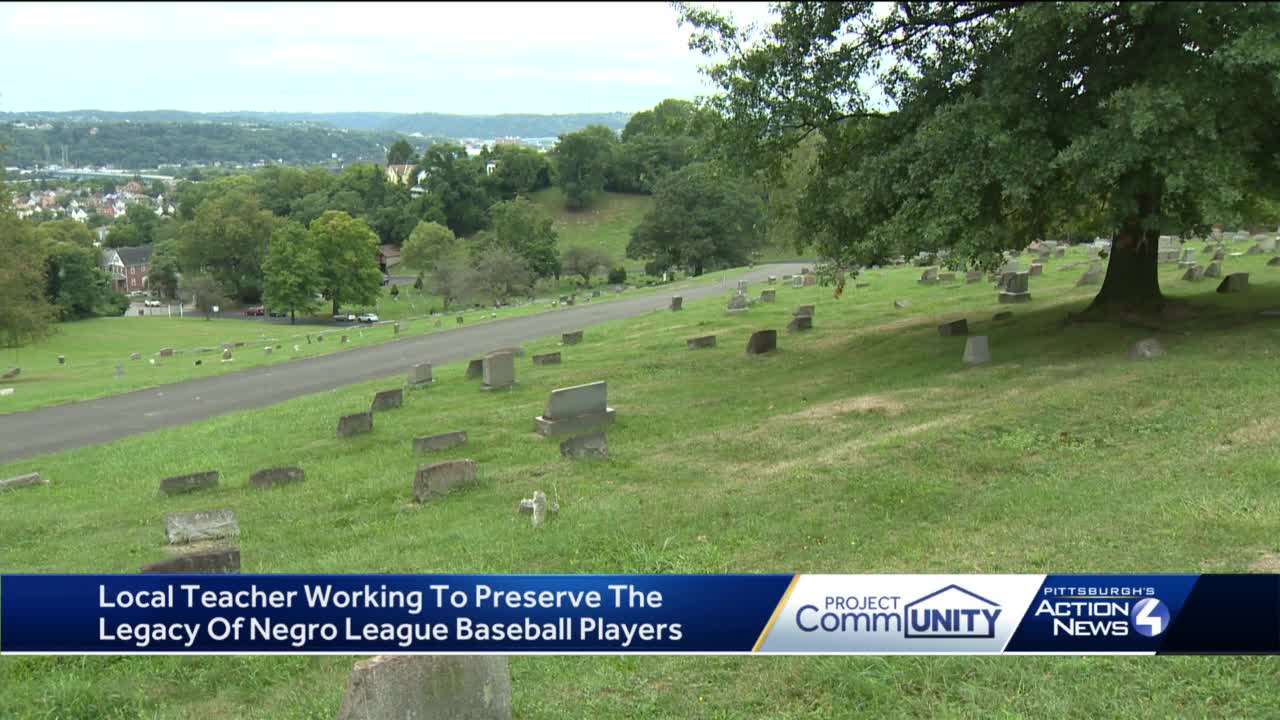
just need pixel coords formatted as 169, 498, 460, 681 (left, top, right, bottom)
0, 1, 777, 115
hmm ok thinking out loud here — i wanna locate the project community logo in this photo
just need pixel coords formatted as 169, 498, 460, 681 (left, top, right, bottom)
795, 584, 1002, 639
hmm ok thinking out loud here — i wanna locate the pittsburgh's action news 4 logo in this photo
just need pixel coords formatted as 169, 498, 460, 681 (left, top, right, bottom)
1032, 587, 1168, 638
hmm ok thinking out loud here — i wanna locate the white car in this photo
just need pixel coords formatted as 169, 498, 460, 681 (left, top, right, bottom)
144, 299, 162, 307
357, 313, 380, 323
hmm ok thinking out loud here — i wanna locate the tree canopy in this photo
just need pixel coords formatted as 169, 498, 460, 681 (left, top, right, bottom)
679, 1, 1280, 315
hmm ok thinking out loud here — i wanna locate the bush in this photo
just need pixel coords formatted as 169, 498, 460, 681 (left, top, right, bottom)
607, 266, 627, 284
102, 291, 130, 317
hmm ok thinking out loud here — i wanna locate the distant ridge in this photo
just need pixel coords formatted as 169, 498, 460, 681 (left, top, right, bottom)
0, 109, 633, 139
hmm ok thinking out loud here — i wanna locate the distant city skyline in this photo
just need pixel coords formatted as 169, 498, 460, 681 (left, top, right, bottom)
0, 1, 776, 115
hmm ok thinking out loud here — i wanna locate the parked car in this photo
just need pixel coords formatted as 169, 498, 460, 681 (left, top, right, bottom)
268, 309, 288, 318
333, 313, 356, 322
244, 306, 265, 316
144, 299, 162, 307
357, 312, 380, 323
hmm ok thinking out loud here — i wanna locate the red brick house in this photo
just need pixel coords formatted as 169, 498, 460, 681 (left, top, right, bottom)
101, 246, 154, 293
377, 244, 401, 274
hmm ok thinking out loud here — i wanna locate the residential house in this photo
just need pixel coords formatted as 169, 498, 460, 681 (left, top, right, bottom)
102, 245, 154, 293
377, 244, 401, 274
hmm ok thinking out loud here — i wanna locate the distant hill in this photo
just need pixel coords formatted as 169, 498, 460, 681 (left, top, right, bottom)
2, 110, 633, 139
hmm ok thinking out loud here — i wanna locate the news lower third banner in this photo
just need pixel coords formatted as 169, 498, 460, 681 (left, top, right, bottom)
1, 574, 1277, 655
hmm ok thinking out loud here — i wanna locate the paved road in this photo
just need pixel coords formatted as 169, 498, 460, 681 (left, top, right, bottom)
0, 264, 803, 463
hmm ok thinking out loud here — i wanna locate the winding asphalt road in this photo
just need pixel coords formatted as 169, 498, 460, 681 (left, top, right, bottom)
0, 263, 803, 463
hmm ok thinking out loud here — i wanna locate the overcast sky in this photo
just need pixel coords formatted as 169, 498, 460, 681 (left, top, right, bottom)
0, 1, 776, 115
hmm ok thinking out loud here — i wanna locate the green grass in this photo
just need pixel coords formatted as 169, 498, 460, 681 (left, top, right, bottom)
530, 187, 654, 271
4, 241, 1280, 717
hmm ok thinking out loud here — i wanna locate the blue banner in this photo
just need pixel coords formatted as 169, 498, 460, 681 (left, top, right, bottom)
2, 574, 1276, 655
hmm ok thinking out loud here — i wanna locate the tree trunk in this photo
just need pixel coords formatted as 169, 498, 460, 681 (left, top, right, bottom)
1081, 191, 1165, 318
289, 310, 295, 325
331, 296, 339, 317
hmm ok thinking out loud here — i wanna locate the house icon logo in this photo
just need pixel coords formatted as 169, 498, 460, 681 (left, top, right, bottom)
903, 584, 1002, 639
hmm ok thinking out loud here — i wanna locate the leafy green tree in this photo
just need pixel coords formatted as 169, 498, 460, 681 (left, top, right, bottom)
485, 196, 560, 279
309, 210, 384, 316
627, 162, 763, 276
488, 146, 552, 199
42, 241, 114, 320
415, 144, 492, 236
553, 125, 618, 209
120, 202, 159, 244
179, 189, 274, 302
680, 2, 1280, 316
386, 138, 417, 166
473, 247, 532, 305
147, 241, 182, 300
561, 245, 613, 286
401, 220, 457, 272
413, 272, 424, 292
0, 209, 54, 348
34, 219, 95, 249
262, 219, 322, 324
427, 248, 476, 310
181, 273, 224, 320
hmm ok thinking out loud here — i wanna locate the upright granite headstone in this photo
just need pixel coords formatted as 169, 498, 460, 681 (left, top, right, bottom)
760, 289, 776, 303
409, 363, 433, 387
938, 319, 969, 337
465, 358, 484, 379
413, 431, 467, 453
670, 296, 683, 311
249, 466, 305, 488
158, 470, 220, 496
534, 381, 616, 436
165, 509, 239, 545
413, 459, 478, 502
370, 388, 403, 412
918, 267, 939, 285
335, 655, 512, 720
337, 412, 373, 438
1217, 273, 1249, 294
561, 330, 583, 345
963, 336, 991, 366
1029, 263, 1044, 276
1204, 261, 1222, 279
1182, 265, 1205, 282
481, 352, 515, 391
140, 548, 240, 574
999, 272, 1031, 303
745, 330, 777, 355
726, 294, 749, 313
1077, 263, 1104, 286
787, 315, 813, 332
794, 305, 815, 318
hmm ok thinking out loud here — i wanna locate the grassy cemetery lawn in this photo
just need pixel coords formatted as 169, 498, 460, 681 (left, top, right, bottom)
3, 240, 1280, 717
531, 188, 654, 271
0, 268, 752, 416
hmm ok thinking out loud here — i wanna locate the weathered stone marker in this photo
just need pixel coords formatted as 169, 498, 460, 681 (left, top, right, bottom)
560, 431, 608, 459
963, 336, 991, 366
370, 388, 403, 412
337, 412, 374, 438
760, 289, 776, 303
894, 299, 910, 309
221, 348, 233, 362
1182, 265, 1205, 282
0, 472, 47, 491
535, 381, 616, 436
1204, 261, 1222, 279
409, 363, 433, 387
686, 335, 717, 350
726, 293, 749, 313
159, 470, 220, 496
1217, 273, 1249, 294
159, 347, 174, 357
1129, 338, 1165, 360
965, 270, 983, 283
938, 319, 969, 337
413, 459, 479, 502
794, 305, 814, 318
481, 352, 515, 391
340, 335, 348, 344
413, 431, 467, 453
1268, 256, 1280, 267
335, 654, 512, 720
465, 358, 484, 379
999, 271, 1031, 303
57, 355, 65, 365
532, 351, 561, 365
130, 352, 142, 360
745, 329, 777, 355
249, 466, 305, 488
787, 315, 813, 332
939, 272, 957, 282
561, 330, 584, 345
140, 548, 240, 574
918, 267, 939, 285
1077, 263, 1104, 286
165, 509, 239, 545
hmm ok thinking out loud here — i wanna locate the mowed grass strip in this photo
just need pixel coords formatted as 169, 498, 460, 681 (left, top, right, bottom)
3, 243, 1280, 718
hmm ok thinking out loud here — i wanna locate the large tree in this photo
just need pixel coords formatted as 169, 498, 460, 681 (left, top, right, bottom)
627, 161, 763, 276
0, 207, 54, 348
309, 210, 384, 316
415, 144, 492, 236
473, 247, 533, 305
560, 245, 613, 286
400, 220, 457, 272
262, 219, 322, 324
386, 138, 417, 166
485, 196, 561, 279
679, 2, 1280, 316
179, 189, 274, 302
553, 125, 618, 209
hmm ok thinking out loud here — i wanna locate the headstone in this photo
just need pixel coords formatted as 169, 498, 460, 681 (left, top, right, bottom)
370, 388, 403, 411
159, 348, 174, 357
0, 387, 12, 396
1129, 338, 1165, 360
334, 655, 512, 720
560, 431, 607, 459
1181, 265, 1205, 282
963, 336, 991, 366
393, 323, 401, 335
1029, 264, 1044, 276
0, 472, 46, 491
670, 296, 683, 311
938, 272, 957, 282
760, 289, 776, 303
992, 311, 1013, 322
534, 381, 615, 436
140, 548, 240, 574
465, 358, 484, 379
337, 412, 373, 438
532, 351, 561, 365
517, 493, 560, 518
249, 466, 305, 488
130, 352, 142, 360
918, 267, 939, 284
893, 299, 910, 309
164, 509, 239, 545
768, 276, 777, 284
999, 271, 1031, 303
737, 279, 748, 292
686, 335, 716, 350
1204, 261, 1222, 279
561, 330, 583, 345
787, 315, 813, 332
745, 330, 777, 355
409, 363, 433, 386
456, 316, 464, 325
413, 431, 467, 453
726, 294, 749, 313
792, 276, 804, 289
1246, 243, 1265, 255
221, 348, 233, 362
803, 274, 817, 287
481, 352, 516, 391
234, 342, 244, 348
57, 355, 65, 365
1055, 247, 1066, 258
158, 470, 220, 496
193, 360, 202, 366
1217, 273, 1249, 294
965, 271, 983, 283
531, 490, 550, 528
1213, 248, 1226, 262
937, 319, 969, 337
264, 347, 272, 355
340, 335, 348, 344
1267, 256, 1280, 267
413, 459, 478, 502
1077, 263, 1104, 286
